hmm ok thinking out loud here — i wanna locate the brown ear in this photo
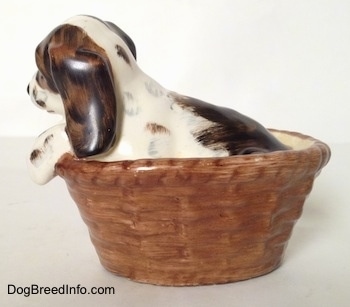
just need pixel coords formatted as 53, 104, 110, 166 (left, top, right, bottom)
50, 47, 117, 158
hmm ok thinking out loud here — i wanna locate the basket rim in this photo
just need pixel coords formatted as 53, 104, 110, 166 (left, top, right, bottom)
55, 129, 331, 179
53, 129, 331, 286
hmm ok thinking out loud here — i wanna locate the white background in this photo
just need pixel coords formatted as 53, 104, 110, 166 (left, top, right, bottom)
1, 1, 350, 307
0, 0, 349, 143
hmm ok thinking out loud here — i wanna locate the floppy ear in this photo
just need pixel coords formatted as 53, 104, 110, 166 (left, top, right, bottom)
50, 48, 117, 158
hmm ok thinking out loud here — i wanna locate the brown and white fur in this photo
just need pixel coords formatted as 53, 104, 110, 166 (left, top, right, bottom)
27, 15, 288, 184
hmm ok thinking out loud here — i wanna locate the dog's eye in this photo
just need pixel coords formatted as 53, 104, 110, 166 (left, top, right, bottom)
35, 71, 58, 93
36, 71, 45, 82
36, 71, 49, 89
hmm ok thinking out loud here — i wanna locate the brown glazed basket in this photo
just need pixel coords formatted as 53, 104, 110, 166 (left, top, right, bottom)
55, 130, 330, 286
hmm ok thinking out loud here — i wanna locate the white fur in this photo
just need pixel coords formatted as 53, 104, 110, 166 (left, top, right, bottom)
28, 15, 228, 185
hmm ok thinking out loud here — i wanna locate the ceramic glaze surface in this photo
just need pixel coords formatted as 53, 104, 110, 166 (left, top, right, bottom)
55, 130, 330, 286
27, 15, 288, 185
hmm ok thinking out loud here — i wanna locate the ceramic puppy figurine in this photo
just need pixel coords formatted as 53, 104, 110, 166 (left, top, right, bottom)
27, 15, 288, 184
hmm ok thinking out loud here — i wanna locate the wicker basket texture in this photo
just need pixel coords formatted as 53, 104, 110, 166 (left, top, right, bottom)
56, 130, 330, 285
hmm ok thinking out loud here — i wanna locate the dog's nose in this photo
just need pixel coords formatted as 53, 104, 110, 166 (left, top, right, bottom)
27, 84, 30, 95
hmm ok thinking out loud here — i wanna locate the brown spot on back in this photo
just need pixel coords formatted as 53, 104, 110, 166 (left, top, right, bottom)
168, 92, 288, 155
145, 122, 170, 135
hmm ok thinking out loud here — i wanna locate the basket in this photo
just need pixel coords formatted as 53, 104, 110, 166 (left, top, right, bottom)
55, 130, 330, 286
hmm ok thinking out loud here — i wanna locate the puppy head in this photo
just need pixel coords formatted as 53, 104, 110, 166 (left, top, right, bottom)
27, 16, 137, 158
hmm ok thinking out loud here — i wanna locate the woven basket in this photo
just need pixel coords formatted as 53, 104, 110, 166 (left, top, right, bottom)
55, 130, 330, 286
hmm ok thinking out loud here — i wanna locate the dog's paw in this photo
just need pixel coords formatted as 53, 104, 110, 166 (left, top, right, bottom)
29, 134, 54, 168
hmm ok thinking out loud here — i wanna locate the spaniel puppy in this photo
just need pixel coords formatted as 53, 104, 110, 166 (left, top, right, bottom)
27, 15, 288, 184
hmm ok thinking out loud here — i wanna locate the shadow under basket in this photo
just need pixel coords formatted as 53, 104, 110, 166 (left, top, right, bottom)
55, 130, 330, 286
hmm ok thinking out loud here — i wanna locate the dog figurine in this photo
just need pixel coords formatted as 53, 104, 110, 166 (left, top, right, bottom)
27, 15, 288, 184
